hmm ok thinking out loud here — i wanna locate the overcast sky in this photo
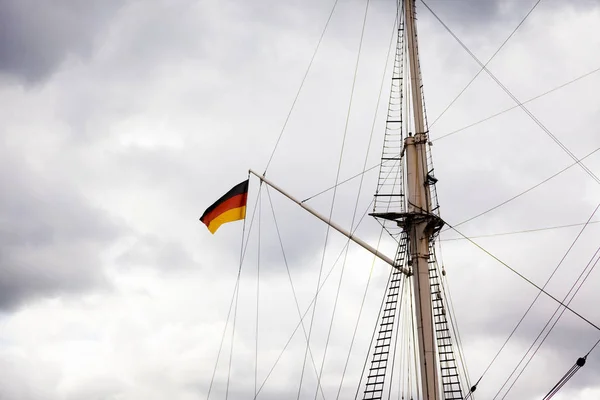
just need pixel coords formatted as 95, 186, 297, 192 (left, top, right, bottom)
1, 0, 600, 399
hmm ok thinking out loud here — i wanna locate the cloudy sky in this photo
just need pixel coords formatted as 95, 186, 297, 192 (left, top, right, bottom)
1, 0, 600, 399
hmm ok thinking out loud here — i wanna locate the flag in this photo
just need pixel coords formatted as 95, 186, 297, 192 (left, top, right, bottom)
200, 179, 249, 234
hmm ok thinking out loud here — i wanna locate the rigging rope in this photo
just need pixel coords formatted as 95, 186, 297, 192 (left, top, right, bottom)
442, 220, 600, 241
433, 66, 600, 142
443, 221, 600, 333
264, 0, 341, 175
332, 3, 398, 400
434, 241, 474, 394
440, 146, 600, 233
254, 189, 261, 397
207, 174, 258, 400
336, 225, 388, 400
315, 0, 404, 398
253, 198, 378, 398
429, 0, 544, 128
353, 261, 397, 400
420, 0, 600, 187
298, 0, 372, 397
499, 237, 600, 398
387, 273, 407, 399
226, 173, 254, 400
225, 268, 241, 400
264, 186, 327, 400
302, 160, 389, 203
465, 200, 600, 398
542, 356, 587, 400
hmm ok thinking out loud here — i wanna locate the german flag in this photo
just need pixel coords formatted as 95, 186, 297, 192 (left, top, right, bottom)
200, 179, 249, 234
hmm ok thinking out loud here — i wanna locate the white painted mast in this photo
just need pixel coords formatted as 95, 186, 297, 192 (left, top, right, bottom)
404, 0, 441, 398
251, 2, 447, 397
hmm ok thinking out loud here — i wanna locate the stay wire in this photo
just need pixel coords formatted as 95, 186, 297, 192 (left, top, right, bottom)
298, 0, 371, 397
226, 173, 254, 400
254, 190, 261, 397
225, 269, 241, 400
429, 0, 543, 128
207, 176, 260, 400
264, 187, 327, 400
254, 198, 377, 398
335, 7, 402, 397
336, 225, 388, 400
354, 259, 397, 400
443, 221, 600, 333
314, 0, 400, 396
542, 359, 584, 400
434, 242, 473, 395
420, 0, 600, 186
442, 220, 600, 242
206, 277, 240, 400
433, 66, 600, 142
466, 200, 600, 398
500, 232, 600, 399
587, 337, 600, 356
504, 254, 600, 399
440, 146, 600, 233
264, 0, 341, 175
388, 272, 407, 400
302, 160, 390, 203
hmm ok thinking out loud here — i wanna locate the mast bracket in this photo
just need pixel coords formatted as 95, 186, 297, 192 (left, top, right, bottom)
370, 211, 444, 237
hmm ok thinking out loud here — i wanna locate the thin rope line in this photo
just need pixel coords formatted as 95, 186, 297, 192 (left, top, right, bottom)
387, 272, 407, 400
440, 146, 600, 233
225, 174, 253, 399
254, 198, 377, 398
264, 186, 327, 400
206, 278, 239, 400
254, 189, 261, 397
443, 221, 600, 333
498, 206, 600, 399
354, 258, 397, 400
432, 66, 600, 142
442, 220, 600, 241
225, 272, 240, 400
336, 226, 387, 400
264, 0, 341, 175
587, 337, 600, 356
469, 200, 600, 397
421, 0, 600, 186
434, 242, 473, 394
302, 160, 389, 203
298, 0, 371, 396
314, 0, 398, 395
501, 250, 600, 399
206, 176, 259, 399
429, 0, 543, 128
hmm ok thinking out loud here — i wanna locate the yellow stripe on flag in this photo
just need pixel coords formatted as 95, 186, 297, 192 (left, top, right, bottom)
207, 206, 247, 234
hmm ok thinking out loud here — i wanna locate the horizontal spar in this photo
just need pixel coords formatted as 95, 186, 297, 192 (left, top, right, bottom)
248, 169, 410, 276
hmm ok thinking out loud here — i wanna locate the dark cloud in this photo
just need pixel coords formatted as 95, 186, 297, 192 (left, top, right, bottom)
0, 146, 122, 309
0, 0, 125, 83
420, 0, 503, 24
0, 0, 597, 398
418, 0, 600, 30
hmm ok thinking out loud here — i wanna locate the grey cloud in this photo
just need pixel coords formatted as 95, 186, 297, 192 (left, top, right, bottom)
0, 352, 60, 400
116, 233, 200, 272
0, 0, 126, 83
418, 0, 600, 32
0, 147, 122, 309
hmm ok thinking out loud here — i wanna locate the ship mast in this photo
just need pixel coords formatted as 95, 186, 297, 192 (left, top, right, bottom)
404, 0, 442, 398
244, 1, 464, 398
